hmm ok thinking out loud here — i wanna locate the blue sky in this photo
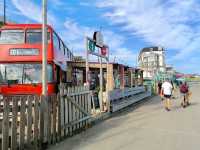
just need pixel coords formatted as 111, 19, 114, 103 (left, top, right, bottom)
1, 0, 200, 74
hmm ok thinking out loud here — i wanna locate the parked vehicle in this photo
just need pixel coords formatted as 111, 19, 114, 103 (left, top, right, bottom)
0, 23, 74, 96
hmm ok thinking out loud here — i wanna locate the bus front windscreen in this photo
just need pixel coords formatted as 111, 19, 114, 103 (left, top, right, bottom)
0, 64, 53, 84
26, 29, 50, 44
0, 30, 24, 44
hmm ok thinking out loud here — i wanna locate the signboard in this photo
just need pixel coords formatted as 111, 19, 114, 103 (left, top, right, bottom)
86, 37, 109, 60
87, 38, 95, 53
9, 48, 39, 56
85, 33, 109, 112
93, 31, 104, 47
101, 46, 108, 56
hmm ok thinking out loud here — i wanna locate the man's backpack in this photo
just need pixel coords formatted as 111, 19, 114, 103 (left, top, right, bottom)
180, 84, 188, 93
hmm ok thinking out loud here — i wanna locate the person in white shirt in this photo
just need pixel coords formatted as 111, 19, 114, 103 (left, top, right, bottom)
161, 79, 173, 111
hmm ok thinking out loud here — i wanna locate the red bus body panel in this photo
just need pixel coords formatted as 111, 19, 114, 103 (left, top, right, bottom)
0, 24, 70, 95
0, 84, 55, 95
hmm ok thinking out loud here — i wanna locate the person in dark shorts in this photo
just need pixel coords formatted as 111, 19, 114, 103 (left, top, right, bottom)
161, 79, 173, 111
158, 81, 162, 95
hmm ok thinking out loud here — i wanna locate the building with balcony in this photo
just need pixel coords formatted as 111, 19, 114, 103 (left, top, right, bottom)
138, 46, 166, 80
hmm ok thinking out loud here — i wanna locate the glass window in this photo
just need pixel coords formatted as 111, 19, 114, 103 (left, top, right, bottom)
26, 29, 50, 44
0, 30, 24, 44
53, 32, 59, 51
64, 47, 67, 55
0, 64, 53, 84
60, 41, 64, 52
67, 49, 70, 58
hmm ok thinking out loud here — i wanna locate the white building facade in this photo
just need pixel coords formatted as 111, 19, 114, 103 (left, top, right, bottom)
138, 47, 166, 80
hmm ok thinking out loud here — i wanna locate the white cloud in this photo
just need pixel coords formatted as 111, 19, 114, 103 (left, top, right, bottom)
96, 0, 200, 60
61, 19, 137, 66
12, 0, 42, 22
79, 2, 90, 7
0, 1, 3, 11
10, 0, 138, 67
175, 57, 200, 74
11, 0, 57, 26
49, 0, 63, 6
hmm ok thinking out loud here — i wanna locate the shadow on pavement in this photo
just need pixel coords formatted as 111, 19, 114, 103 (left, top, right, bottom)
49, 96, 160, 150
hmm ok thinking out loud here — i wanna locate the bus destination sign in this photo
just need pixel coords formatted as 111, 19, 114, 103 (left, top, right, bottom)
9, 48, 39, 56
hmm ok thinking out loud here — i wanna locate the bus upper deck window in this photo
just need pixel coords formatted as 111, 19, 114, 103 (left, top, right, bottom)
0, 30, 24, 44
26, 29, 50, 44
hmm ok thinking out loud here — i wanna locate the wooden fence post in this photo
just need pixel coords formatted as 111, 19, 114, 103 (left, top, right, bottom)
34, 96, 39, 150
27, 96, 33, 148
43, 96, 48, 145
72, 87, 76, 133
19, 97, 26, 150
64, 85, 68, 136
73, 86, 77, 131
47, 96, 52, 145
77, 86, 81, 130
11, 97, 18, 150
2, 97, 9, 150
57, 93, 61, 141
52, 95, 57, 144
60, 84, 65, 139
88, 90, 92, 125
39, 96, 44, 148
68, 87, 73, 136
83, 86, 88, 128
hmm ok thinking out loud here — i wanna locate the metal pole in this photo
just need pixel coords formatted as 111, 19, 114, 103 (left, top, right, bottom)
131, 69, 133, 87
100, 57, 103, 111
41, 0, 48, 144
42, 0, 48, 96
85, 37, 89, 85
106, 55, 110, 112
3, 0, 6, 24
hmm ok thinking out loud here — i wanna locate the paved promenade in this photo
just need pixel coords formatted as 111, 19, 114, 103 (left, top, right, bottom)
49, 83, 200, 150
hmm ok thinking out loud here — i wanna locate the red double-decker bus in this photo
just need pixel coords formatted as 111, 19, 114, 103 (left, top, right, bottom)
0, 24, 74, 96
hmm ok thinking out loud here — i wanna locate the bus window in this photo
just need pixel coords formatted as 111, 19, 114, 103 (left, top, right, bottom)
67, 49, 70, 58
26, 29, 50, 44
60, 41, 65, 53
0, 30, 24, 44
0, 64, 53, 84
53, 32, 59, 51
64, 47, 66, 55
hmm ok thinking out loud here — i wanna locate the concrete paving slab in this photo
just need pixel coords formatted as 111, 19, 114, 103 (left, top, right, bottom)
48, 83, 200, 150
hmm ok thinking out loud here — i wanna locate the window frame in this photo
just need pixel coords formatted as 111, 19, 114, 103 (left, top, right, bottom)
53, 31, 60, 51
0, 63, 54, 84
0, 29, 25, 44
25, 28, 51, 44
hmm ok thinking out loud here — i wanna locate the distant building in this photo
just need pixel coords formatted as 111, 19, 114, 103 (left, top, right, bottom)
166, 65, 175, 75
138, 46, 166, 80
0, 19, 3, 27
0, 16, 5, 27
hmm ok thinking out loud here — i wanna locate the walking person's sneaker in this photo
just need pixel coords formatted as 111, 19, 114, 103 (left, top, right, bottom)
187, 102, 190, 106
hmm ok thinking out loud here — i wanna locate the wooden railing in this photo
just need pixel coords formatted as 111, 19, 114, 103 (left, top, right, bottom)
0, 85, 92, 150
108, 86, 152, 112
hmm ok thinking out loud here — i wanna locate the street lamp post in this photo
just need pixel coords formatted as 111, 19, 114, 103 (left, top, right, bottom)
3, 0, 6, 24
42, 0, 48, 96
41, 0, 48, 144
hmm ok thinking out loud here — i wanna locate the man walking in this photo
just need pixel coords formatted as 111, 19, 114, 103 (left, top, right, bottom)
158, 81, 162, 96
161, 79, 173, 111
179, 81, 190, 108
